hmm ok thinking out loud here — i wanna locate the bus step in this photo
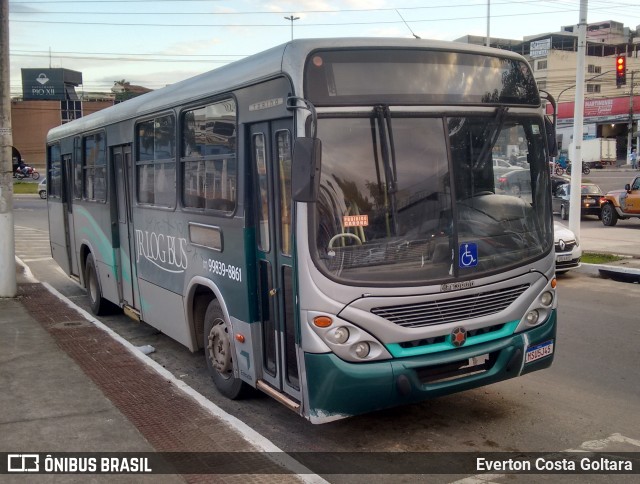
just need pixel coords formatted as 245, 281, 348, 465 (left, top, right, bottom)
256, 380, 300, 412
123, 305, 141, 322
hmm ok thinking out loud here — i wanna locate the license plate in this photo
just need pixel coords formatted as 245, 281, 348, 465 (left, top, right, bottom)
557, 254, 572, 262
526, 340, 554, 363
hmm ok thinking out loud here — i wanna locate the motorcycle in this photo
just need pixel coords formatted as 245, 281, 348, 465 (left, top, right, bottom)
13, 165, 40, 180
566, 162, 590, 175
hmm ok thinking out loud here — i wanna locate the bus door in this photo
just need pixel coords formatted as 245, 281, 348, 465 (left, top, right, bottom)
61, 154, 78, 276
250, 121, 301, 402
112, 145, 137, 308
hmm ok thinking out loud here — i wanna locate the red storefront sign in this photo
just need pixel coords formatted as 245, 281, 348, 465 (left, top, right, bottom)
547, 96, 640, 119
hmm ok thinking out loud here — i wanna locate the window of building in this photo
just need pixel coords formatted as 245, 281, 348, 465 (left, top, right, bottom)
61, 100, 82, 124
537, 80, 547, 90
181, 100, 236, 212
536, 60, 547, 71
587, 64, 602, 74
83, 132, 106, 201
586, 84, 601, 93
48, 143, 62, 198
136, 114, 176, 207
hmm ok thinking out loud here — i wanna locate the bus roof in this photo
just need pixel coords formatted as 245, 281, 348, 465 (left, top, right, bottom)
47, 37, 529, 142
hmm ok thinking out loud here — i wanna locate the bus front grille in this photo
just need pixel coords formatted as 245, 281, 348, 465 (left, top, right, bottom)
371, 284, 529, 328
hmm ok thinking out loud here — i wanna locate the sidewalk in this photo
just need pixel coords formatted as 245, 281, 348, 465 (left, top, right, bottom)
0, 261, 310, 482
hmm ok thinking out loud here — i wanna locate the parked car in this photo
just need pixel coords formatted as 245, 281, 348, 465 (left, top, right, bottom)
496, 169, 531, 196
554, 222, 581, 274
600, 175, 640, 226
512, 155, 530, 168
552, 182, 604, 220
38, 178, 47, 199
492, 157, 518, 178
550, 174, 571, 194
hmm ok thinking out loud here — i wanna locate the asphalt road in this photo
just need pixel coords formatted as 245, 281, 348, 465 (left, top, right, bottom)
582, 168, 638, 194
11, 197, 640, 482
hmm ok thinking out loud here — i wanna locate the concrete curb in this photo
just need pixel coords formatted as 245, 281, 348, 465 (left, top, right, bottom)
575, 263, 640, 282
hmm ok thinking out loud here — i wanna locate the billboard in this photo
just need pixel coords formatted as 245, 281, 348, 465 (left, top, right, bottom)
21, 68, 82, 101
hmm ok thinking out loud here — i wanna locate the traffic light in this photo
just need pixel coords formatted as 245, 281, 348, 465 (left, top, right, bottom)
616, 55, 626, 86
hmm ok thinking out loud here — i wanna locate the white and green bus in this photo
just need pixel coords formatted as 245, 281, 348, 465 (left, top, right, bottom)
47, 38, 558, 423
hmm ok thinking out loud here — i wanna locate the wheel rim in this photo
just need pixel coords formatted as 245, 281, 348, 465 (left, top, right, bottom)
206, 319, 233, 380
602, 206, 611, 224
88, 268, 98, 303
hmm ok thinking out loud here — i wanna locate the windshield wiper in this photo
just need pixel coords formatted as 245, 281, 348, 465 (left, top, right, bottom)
474, 105, 509, 171
374, 105, 399, 236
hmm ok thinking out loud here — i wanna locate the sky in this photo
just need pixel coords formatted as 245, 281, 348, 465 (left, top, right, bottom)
7, 0, 640, 97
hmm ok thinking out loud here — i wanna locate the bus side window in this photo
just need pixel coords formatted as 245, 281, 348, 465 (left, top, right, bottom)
181, 100, 237, 213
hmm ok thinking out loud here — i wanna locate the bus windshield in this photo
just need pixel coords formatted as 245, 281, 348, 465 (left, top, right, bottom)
313, 112, 553, 284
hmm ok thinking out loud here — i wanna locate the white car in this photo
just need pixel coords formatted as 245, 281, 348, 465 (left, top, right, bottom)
38, 178, 47, 199
554, 222, 581, 274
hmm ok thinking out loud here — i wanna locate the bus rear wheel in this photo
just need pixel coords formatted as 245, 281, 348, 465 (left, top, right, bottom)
203, 300, 250, 399
85, 253, 108, 315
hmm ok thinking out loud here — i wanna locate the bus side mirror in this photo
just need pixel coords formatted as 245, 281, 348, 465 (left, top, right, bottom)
544, 117, 558, 158
292, 137, 321, 202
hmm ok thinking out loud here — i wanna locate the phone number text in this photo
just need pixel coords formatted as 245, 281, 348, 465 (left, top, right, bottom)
203, 258, 242, 282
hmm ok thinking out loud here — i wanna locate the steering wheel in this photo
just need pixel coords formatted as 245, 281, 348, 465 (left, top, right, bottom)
328, 233, 363, 249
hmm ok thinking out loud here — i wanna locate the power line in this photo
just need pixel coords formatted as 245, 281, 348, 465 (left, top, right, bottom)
8, 0, 579, 15
8, 8, 587, 28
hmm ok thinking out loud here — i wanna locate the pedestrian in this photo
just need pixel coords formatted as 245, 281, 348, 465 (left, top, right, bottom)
631, 149, 638, 170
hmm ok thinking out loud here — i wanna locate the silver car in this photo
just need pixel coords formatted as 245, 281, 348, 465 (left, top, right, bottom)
554, 222, 581, 273
38, 178, 47, 199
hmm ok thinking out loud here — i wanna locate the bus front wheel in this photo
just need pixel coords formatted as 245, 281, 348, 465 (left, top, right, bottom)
203, 300, 250, 399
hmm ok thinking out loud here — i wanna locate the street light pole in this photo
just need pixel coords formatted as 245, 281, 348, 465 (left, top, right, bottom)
556, 69, 615, 108
627, 70, 636, 162
0, 0, 17, 297
568, 0, 587, 237
284, 16, 299, 41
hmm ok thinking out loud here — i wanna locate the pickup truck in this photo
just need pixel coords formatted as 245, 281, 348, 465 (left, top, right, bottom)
600, 175, 640, 226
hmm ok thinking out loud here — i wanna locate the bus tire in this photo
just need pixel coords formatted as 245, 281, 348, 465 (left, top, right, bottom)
203, 300, 250, 399
85, 253, 108, 315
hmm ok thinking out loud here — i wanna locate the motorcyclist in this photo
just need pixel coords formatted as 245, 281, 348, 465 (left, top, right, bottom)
17, 159, 29, 176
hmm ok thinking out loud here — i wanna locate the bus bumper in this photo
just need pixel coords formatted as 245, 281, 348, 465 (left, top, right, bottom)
304, 310, 556, 423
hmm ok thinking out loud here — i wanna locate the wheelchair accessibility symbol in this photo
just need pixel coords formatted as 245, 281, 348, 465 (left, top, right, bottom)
459, 243, 478, 268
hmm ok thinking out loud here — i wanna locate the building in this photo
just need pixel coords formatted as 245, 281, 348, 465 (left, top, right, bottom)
11, 68, 114, 171
457, 20, 640, 160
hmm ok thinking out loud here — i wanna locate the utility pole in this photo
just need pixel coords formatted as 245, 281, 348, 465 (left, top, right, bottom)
486, 0, 491, 48
0, 0, 17, 297
627, 70, 635, 161
569, 0, 587, 238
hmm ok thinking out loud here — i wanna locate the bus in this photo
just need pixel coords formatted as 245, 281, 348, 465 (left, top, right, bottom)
46, 38, 558, 423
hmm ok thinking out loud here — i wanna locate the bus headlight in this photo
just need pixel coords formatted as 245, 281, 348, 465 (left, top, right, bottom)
329, 326, 350, 344
540, 291, 553, 306
306, 312, 392, 362
353, 342, 370, 359
524, 309, 539, 326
